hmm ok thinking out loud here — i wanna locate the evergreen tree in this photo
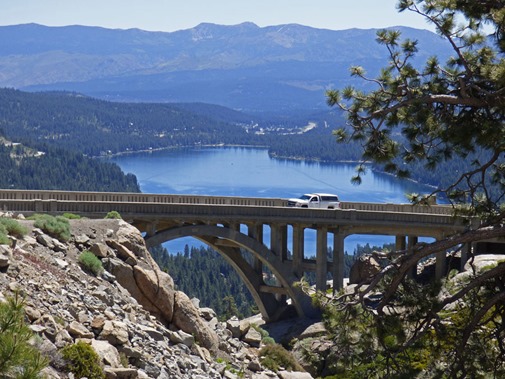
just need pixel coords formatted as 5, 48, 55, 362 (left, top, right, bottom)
0, 293, 48, 378
321, 1, 505, 377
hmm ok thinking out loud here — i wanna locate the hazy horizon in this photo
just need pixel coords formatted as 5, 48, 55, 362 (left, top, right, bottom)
1, 0, 435, 34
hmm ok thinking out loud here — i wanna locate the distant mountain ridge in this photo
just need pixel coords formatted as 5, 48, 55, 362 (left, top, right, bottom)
0, 23, 449, 112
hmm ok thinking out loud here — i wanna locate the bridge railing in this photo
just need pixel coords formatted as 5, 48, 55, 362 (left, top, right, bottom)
0, 199, 463, 229
0, 189, 455, 215
340, 201, 453, 215
0, 189, 285, 207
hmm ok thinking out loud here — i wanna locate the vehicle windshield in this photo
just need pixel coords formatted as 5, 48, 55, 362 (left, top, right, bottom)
299, 195, 311, 200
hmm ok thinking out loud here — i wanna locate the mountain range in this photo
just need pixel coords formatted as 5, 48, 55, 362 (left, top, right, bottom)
0, 22, 449, 113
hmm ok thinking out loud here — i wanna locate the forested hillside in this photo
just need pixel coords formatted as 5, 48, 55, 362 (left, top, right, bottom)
0, 137, 140, 191
0, 87, 365, 161
0, 88, 257, 157
0, 87, 482, 192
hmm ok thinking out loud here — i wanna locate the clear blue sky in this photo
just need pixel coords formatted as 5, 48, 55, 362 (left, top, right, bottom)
0, 0, 434, 32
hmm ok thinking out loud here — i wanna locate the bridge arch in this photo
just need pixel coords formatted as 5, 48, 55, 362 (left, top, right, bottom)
145, 224, 318, 321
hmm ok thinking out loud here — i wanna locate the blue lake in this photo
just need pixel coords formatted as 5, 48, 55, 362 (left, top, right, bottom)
111, 147, 434, 254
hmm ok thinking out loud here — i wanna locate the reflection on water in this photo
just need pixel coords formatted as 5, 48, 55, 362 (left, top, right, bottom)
111, 147, 434, 254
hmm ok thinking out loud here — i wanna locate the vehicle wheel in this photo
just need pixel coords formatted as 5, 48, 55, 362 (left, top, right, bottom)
302, 205, 308, 208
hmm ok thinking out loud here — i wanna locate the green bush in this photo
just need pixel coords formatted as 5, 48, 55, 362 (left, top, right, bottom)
0, 293, 48, 378
0, 223, 9, 245
105, 211, 122, 219
0, 218, 28, 245
61, 341, 105, 379
31, 214, 71, 242
0, 218, 28, 238
259, 343, 304, 372
78, 251, 103, 276
261, 336, 276, 345
62, 213, 81, 219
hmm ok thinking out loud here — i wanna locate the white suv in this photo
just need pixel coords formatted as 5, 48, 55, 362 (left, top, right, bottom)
287, 193, 341, 209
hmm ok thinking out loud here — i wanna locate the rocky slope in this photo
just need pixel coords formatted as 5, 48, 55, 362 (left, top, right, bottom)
0, 215, 313, 379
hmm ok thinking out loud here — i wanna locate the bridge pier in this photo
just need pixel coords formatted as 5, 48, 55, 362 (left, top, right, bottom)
270, 224, 288, 261
395, 235, 406, 251
247, 223, 264, 275
407, 236, 418, 278
332, 231, 345, 292
292, 225, 304, 278
460, 243, 471, 271
316, 226, 328, 292
436, 250, 446, 280
145, 222, 158, 237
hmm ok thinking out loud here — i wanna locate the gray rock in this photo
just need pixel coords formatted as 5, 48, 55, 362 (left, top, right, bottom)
36, 234, 55, 249
75, 234, 91, 245
299, 322, 327, 339
251, 374, 277, 379
139, 325, 165, 341
29, 324, 47, 334
118, 345, 142, 359
54, 258, 69, 269
172, 291, 219, 353
169, 330, 195, 347
40, 366, 62, 379
99, 320, 130, 346
35, 315, 60, 341
0, 244, 12, 256
107, 239, 138, 265
248, 359, 262, 372
349, 254, 381, 284
92, 339, 122, 368
191, 297, 200, 308
224, 370, 239, 379
199, 307, 216, 321
101, 270, 116, 282
24, 305, 42, 321
243, 327, 262, 347
464, 254, 505, 273
68, 321, 94, 339
93, 289, 114, 306
226, 317, 241, 338
52, 239, 68, 252
90, 242, 109, 258
55, 329, 73, 348
104, 367, 138, 379
0, 253, 10, 268
278, 371, 314, 379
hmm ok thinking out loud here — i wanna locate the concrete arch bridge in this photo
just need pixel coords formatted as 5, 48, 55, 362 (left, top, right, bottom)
0, 190, 474, 321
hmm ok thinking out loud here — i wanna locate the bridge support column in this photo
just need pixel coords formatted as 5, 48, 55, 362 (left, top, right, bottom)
248, 223, 264, 275
271, 224, 288, 261
435, 240, 446, 280
292, 225, 304, 277
407, 236, 418, 278
225, 222, 240, 231
332, 232, 345, 293
145, 222, 158, 238
316, 226, 328, 292
460, 243, 471, 271
395, 235, 406, 251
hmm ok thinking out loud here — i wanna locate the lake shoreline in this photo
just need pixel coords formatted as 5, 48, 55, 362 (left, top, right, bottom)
106, 143, 438, 193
